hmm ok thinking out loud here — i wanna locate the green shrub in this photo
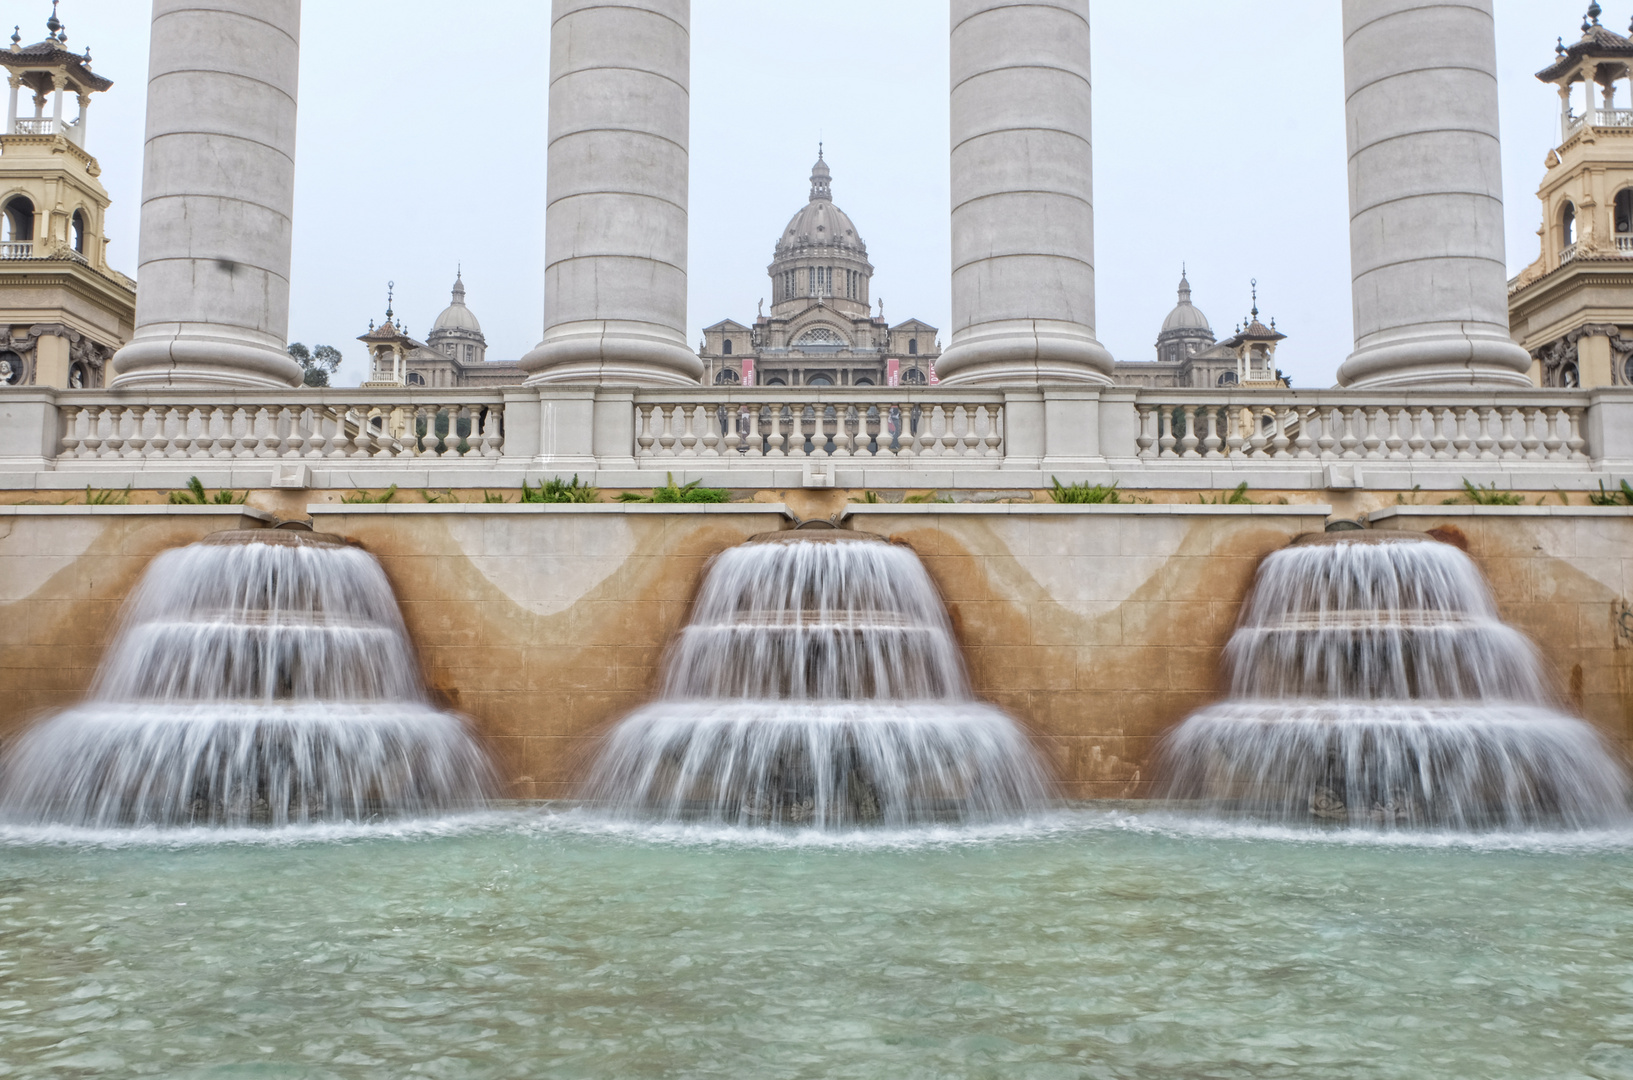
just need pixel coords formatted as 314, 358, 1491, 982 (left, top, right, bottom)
849, 490, 884, 504
85, 485, 131, 506
618, 473, 729, 504
169, 477, 245, 505
522, 475, 600, 504
1199, 482, 1255, 505
1459, 480, 1523, 506
903, 491, 955, 504
1049, 477, 1122, 505
1588, 480, 1633, 507
342, 485, 398, 505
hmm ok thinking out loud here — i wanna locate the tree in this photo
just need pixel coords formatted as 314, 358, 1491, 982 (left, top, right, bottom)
288, 343, 344, 387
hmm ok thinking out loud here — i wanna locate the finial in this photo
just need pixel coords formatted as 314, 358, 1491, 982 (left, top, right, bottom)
1588, 2, 1602, 27
46, 1, 59, 36
385, 280, 395, 321
10, 27, 19, 48
1559, 35, 1568, 57
1251, 279, 1259, 319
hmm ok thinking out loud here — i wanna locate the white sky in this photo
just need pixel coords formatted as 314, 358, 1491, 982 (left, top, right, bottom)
36, 0, 1585, 387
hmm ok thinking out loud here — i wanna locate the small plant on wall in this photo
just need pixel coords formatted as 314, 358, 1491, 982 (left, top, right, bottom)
1049, 478, 1122, 505
522, 476, 600, 504
168, 477, 245, 505
342, 486, 398, 505
618, 474, 730, 504
1449, 480, 1523, 506
1589, 480, 1633, 507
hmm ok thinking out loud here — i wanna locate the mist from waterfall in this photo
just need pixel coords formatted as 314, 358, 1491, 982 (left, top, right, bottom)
0, 533, 495, 828
1160, 536, 1630, 830
583, 536, 1050, 829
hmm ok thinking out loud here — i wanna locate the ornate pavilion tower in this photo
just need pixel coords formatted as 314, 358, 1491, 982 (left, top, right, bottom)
0, 3, 133, 389
1509, 3, 1633, 388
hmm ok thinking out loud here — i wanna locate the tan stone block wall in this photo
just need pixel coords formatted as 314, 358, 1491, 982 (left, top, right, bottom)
0, 505, 1628, 804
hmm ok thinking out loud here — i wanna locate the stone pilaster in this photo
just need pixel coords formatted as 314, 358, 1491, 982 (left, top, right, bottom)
1338, 0, 1531, 388
937, 0, 1113, 387
522, 0, 700, 386
111, 0, 303, 389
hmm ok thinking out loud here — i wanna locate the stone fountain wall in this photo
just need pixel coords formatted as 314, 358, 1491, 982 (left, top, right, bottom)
0, 502, 1628, 799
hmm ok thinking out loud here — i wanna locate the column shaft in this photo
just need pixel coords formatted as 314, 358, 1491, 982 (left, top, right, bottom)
111, 0, 302, 388
522, 0, 699, 386
1338, 0, 1531, 387
938, 0, 1113, 387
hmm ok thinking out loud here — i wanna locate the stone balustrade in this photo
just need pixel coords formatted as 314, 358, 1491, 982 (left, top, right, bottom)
0, 385, 1625, 492
632, 390, 1006, 462
1135, 395, 1589, 464
54, 393, 505, 463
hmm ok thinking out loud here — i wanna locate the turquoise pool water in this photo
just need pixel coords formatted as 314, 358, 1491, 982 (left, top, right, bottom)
3, 808, 1633, 1079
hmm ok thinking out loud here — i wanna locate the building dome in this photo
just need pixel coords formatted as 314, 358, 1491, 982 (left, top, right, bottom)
432, 273, 481, 334
1161, 272, 1211, 334
775, 152, 866, 256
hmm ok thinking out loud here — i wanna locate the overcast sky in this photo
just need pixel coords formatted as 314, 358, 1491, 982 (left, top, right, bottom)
39, 0, 1586, 387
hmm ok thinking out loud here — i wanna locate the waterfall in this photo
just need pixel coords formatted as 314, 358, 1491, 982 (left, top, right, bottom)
1160, 534, 1630, 829
0, 531, 496, 828
582, 533, 1050, 828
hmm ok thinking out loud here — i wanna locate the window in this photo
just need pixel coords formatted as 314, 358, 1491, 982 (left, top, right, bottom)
0, 350, 22, 385
70, 210, 85, 254
902, 367, 927, 385
808, 374, 834, 386
2, 196, 34, 243
766, 377, 788, 386
723, 339, 733, 356
1619, 190, 1633, 235
908, 339, 918, 356
785, 270, 797, 300
854, 377, 874, 386
464, 344, 475, 362
407, 372, 426, 386
794, 327, 843, 347
714, 368, 741, 384
1563, 201, 1578, 246
1218, 371, 1239, 387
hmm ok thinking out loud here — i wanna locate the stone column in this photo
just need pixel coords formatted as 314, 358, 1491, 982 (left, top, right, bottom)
110, 0, 302, 388
938, 0, 1114, 387
521, 0, 700, 386
1338, 0, 1531, 388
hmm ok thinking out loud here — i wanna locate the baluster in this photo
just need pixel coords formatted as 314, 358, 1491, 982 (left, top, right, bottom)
481, 406, 504, 457
1566, 408, 1587, 459
955, 405, 977, 457
1199, 406, 1221, 458
829, 406, 851, 458
983, 404, 1004, 458
1247, 408, 1269, 458
1494, 407, 1519, 459
1153, 407, 1173, 458
1404, 408, 1428, 459
322, 409, 349, 458
1269, 408, 1291, 457
1543, 407, 1567, 459
1425, 408, 1450, 459
1314, 407, 1338, 458
1474, 407, 1498, 460
675, 404, 698, 457
723, 407, 743, 456
764, 403, 785, 457
653, 405, 675, 457
230, 407, 257, 459
1179, 405, 1200, 458
1516, 407, 1542, 460
801, 405, 821, 459
693, 406, 716, 457
1224, 407, 1246, 457
57, 407, 83, 458
1380, 408, 1404, 460
633, 404, 655, 458
118, 407, 149, 460
744, 407, 765, 457
1135, 406, 1155, 458
97, 406, 126, 459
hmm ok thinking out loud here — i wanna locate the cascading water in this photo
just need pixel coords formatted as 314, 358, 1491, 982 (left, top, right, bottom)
0, 531, 496, 828
1160, 534, 1630, 830
583, 531, 1050, 828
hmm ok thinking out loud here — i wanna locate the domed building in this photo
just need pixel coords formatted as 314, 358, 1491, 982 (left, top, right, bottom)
1112, 271, 1287, 388
699, 151, 941, 387
357, 274, 525, 388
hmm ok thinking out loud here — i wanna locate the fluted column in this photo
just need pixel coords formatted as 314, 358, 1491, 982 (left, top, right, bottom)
1339, 0, 1531, 388
522, 0, 700, 386
111, 0, 302, 389
938, 0, 1113, 387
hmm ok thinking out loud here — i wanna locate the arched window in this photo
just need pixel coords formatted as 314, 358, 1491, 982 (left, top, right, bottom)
1618, 190, 1633, 236
854, 377, 874, 386
908, 339, 918, 356
70, 210, 85, 255
2, 196, 34, 248
407, 371, 426, 386
807, 374, 834, 386
714, 368, 740, 385
464, 344, 475, 362
902, 367, 927, 386
722, 339, 733, 356
794, 327, 844, 348
766, 377, 788, 386
1218, 371, 1239, 387
1563, 201, 1578, 247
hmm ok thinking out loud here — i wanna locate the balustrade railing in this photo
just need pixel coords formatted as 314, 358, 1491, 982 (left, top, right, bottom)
11, 117, 54, 136
632, 391, 1005, 461
0, 242, 33, 259
56, 396, 505, 463
1561, 242, 1583, 265
1600, 108, 1633, 128
1134, 398, 1589, 464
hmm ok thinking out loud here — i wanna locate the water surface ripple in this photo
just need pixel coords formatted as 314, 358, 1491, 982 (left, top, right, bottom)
1, 809, 1631, 1079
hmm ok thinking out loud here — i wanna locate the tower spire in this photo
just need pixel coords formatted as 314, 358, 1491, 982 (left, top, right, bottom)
809, 147, 832, 202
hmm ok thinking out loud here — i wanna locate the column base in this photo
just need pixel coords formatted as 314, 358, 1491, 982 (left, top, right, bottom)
521, 320, 703, 387
1339, 334, 1534, 389
936, 319, 1114, 386
111, 327, 303, 389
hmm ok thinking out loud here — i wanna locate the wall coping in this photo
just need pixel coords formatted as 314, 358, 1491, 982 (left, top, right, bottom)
843, 503, 1333, 517
0, 505, 274, 519
307, 503, 792, 516
1368, 505, 1633, 521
